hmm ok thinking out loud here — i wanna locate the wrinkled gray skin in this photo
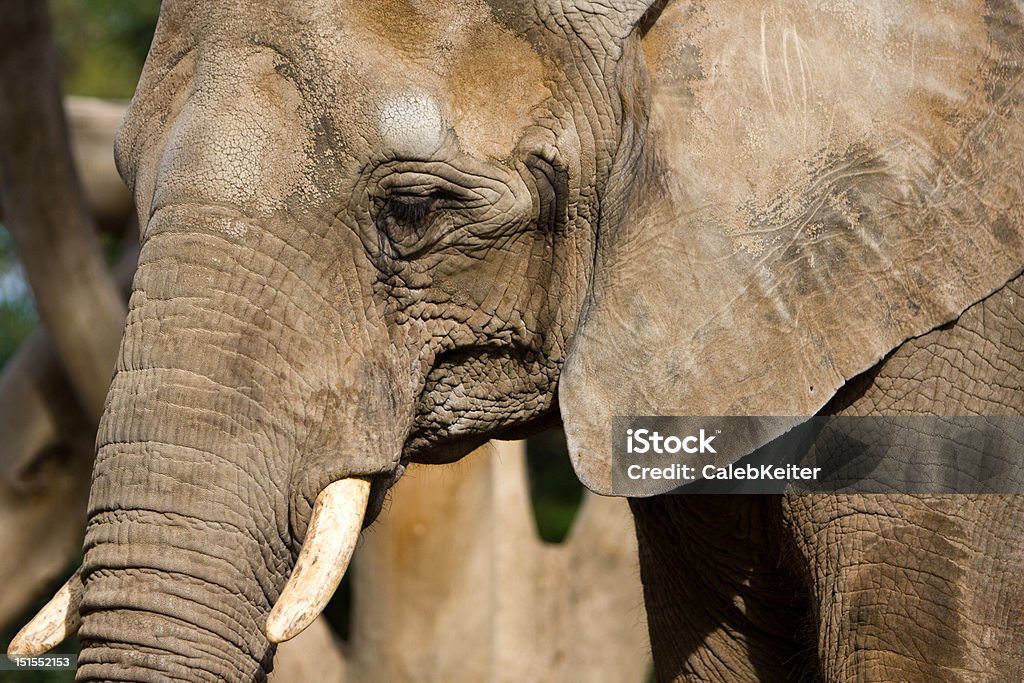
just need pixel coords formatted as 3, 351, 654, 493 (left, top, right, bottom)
78, 1, 1024, 682
632, 275, 1024, 681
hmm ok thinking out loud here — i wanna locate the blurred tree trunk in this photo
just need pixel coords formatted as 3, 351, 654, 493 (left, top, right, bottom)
0, 0, 125, 421
272, 441, 651, 683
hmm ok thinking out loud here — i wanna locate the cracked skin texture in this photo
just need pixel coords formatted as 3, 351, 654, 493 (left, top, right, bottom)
66, 0, 1024, 681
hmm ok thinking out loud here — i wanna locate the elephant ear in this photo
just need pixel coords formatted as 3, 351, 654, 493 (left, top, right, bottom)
560, 0, 1024, 495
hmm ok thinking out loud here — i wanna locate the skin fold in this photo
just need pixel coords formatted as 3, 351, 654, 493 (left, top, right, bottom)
49, 1, 1024, 681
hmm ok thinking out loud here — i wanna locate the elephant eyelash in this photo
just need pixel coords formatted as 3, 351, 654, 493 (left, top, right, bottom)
386, 195, 436, 227
377, 195, 439, 250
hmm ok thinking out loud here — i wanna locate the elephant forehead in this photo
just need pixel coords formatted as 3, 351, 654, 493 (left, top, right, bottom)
327, 0, 551, 160
139, 1, 550, 162
377, 94, 445, 158
149, 48, 316, 218
439, 23, 550, 160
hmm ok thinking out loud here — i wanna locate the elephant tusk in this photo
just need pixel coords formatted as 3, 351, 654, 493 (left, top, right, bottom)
8, 568, 84, 656
265, 477, 370, 644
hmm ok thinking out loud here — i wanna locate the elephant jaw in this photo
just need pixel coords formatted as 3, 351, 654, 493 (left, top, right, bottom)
7, 477, 372, 655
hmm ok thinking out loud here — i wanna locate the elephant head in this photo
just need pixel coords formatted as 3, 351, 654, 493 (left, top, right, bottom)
12, 0, 1024, 680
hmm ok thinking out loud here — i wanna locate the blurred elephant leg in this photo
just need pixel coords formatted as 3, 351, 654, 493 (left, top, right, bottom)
630, 496, 812, 683
347, 441, 649, 683
0, 331, 94, 629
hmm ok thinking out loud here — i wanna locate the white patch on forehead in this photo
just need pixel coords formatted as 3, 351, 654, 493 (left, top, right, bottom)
221, 219, 249, 239
378, 94, 445, 157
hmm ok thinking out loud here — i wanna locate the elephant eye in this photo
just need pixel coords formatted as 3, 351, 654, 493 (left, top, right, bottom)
375, 189, 454, 258
386, 194, 435, 229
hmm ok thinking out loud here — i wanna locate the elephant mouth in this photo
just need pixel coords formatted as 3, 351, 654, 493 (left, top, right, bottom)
364, 463, 406, 525
403, 344, 562, 462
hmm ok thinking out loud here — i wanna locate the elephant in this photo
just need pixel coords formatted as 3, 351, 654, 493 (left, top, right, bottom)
9, 0, 1024, 681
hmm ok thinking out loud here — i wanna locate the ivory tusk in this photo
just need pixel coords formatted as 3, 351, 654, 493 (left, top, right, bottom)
265, 477, 370, 644
8, 568, 84, 656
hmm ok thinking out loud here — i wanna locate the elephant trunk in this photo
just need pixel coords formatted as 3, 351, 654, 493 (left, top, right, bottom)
77, 438, 280, 682
69, 220, 410, 682
76, 370, 284, 679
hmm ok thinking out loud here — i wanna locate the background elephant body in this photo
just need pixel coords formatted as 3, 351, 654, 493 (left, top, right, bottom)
7, 0, 1023, 681
634, 274, 1024, 682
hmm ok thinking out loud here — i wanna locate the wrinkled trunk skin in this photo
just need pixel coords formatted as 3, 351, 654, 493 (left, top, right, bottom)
78, 428, 282, 682
77, 267, 287, 680
74, 217, 405, 682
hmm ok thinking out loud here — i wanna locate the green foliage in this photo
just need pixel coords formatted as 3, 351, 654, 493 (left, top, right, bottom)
0, 303, 35, 367
0, 228, 37, 366
526, 430, 584, 543
49, 0, 160, 99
